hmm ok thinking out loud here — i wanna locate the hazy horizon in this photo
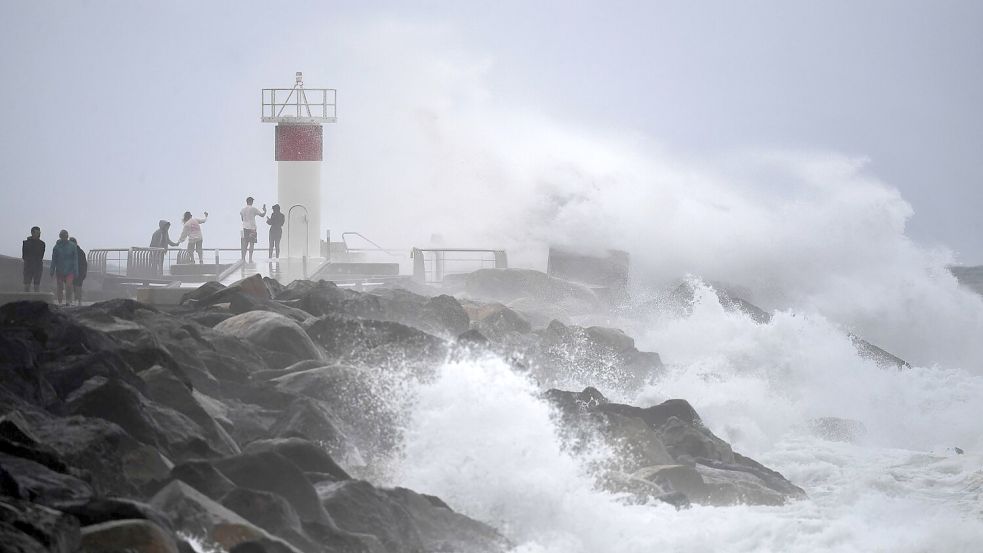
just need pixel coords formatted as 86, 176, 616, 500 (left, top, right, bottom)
1, 0, 981, 266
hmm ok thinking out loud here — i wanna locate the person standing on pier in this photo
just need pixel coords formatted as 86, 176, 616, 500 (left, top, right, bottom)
240, 197, 266, 262
69, 237, 87, 306
50, 230, 78, 305
178, 211, 208, 263
150, 220, 179, 251
21, 226, 45, 292
267, 204, 285, 259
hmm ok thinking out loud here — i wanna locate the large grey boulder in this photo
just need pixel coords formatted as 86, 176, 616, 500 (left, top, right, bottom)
140, 365, 241, 456
545, 389, 804, 506
79, 519, 179, 553
65, 376, 223, 461
0, 452, 93, 509
220, 488, 318, 553
318, 480, 507, 553
272, 365, 400, 459
464, 268, 600, 312
150, 481, 305, 553
243, 438, 350, 482
214, 311, 323, 364
0, 496, 80, 553
533, 321, 663, 392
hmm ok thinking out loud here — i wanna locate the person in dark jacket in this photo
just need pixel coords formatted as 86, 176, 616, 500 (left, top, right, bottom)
150, 220, 179, 251
50, 230, 78, 305
267, 204, 285, 258
21, 226, 45, 292
69, 237, 87, 306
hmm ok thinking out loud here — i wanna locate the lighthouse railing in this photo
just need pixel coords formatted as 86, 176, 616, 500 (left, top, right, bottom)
262, 88, 337, 123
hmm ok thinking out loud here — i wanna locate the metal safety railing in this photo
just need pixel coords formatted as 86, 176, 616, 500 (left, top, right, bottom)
410, 248, 507, 284
86, 246, 280, 279
261, 88, 336, 123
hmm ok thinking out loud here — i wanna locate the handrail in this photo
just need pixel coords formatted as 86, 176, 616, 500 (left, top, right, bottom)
341, 232, 401, 257
410, 247, 508, 283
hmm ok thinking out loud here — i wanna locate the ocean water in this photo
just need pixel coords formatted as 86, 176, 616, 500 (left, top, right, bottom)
392, 283, 983, 552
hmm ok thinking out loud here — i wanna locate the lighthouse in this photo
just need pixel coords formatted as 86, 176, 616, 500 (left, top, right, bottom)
262, 72, 336, 259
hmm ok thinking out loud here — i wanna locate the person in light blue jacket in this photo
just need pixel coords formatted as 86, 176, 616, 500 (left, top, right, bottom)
50, 229, 79, 305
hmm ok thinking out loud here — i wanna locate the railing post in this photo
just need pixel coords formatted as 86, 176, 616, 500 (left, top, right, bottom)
411, 248, 425, 283
494, 250, 508, 269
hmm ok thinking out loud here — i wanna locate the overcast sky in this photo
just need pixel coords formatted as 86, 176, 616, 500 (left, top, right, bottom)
1, 0, 981, 263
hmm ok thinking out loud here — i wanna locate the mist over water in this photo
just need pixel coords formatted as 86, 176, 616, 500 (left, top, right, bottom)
391, 314, 983, 552
327, 24, 983, 551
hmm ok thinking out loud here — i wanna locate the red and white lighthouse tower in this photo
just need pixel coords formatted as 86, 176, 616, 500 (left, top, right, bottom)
262, 72, 336, 259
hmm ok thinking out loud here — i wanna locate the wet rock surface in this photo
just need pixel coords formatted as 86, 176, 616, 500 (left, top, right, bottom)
0, 277, 807, 550
544, 387, 806, 507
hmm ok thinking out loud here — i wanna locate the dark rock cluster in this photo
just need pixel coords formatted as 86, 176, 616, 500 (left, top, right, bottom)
0, 273, 806, 552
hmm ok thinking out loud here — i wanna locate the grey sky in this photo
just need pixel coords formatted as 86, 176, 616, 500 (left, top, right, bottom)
1, 0, 981, 261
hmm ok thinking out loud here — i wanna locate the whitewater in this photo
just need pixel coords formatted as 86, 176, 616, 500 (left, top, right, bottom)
386, 281, 983, 552
319, 32, 983, 550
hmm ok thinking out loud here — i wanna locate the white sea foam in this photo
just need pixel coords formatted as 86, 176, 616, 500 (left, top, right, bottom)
332, 22, 983, 551
394, 346, 983, 553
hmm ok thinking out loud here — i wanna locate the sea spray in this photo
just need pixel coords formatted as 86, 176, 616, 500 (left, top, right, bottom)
391, 300, 983, 552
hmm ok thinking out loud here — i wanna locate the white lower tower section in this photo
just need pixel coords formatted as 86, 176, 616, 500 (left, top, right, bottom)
277, 161, 322, 258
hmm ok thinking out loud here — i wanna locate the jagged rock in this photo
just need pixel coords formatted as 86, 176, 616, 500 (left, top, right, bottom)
150, 481, 304, 553
41, 348, 148, 400
533, 321, 662, 392
171, 460, 238, 501
318, 480, 506, 553
0, 452, 93, 509
0, 496, 80, 553
693, 463, 788, 506
543, 386, 609, 414
464, 268, 599, 311
65, 376, 223, 461
546, 390, 803, 506
384, 486, 508, 553
0, 328, 57, 407
229, 539, 303, 553
140, 365, 241, 456
849, 334, 910, 370
242, 438, 350, 482
220, 488, 319, 553
79, 519, 179, 553
591, 411, 675, 472
272, 365, 399, 458
214, 311, 323, 365
121, 443, 174, 495
0, 413, 69, 474
462, 302, 532, 341
20, 412, 152, 497
61, 497, 176, 536
505, 297, 573, 328
546, 388, 673, 474
269, 397, 362, 469
183, 274, 277, 313
304, 314, 447, 368
653, 415, 736, 464
276, 281, 469, 338
632, 465, 708, 502
0, 301, 118, 358
597, 398, 703, 429
212, 452, 331, 524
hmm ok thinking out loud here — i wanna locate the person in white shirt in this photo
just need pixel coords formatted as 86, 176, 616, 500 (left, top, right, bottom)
177, 210, 208, 263
240, 196, 266, 262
